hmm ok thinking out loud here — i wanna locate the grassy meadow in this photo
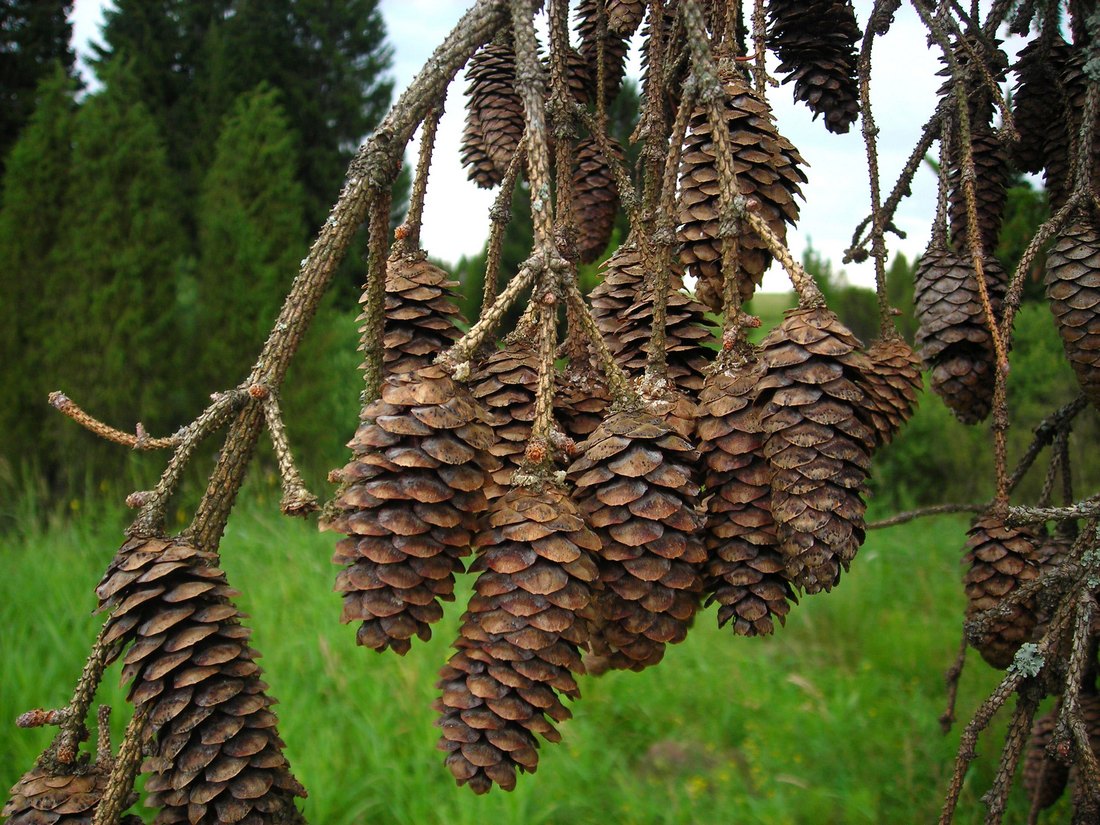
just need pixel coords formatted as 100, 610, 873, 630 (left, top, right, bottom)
0, 496, 1069, 824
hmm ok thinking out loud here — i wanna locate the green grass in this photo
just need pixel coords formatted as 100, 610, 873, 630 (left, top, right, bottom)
0, 502, 1055, 824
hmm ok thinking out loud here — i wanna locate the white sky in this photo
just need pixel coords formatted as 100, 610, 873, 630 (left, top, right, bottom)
69, 1, 1029, 289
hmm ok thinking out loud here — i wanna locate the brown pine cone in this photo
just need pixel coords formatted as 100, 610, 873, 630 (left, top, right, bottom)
678, 72, 806, 310
915, 244, 1005, 424
463, 44, 524, 180
460, 110, 502, 188
323, 365, 499, 654
1044, 50, 1100, 210
697, 355, 796, 636
471, 339, 539, 497
766, 0, 861, 133
1010, 36, 1073, 175
757, 306, 874, 594
1045, 218, 1100, 408
572, 136, 622, 265
589, 243, 648, 340
575, 0, 629, 105
95, 537, 305, 824
607, 0, 646, 36
380, 255, 464, 378
435, 484, 599, 793
947, 126, 1010, 257
856, 337, 923, 448
963, 516, 1043, 669
555, 350, 611, 442
1023, 707, 1070, 811
569, 410, 706, 671
2, 766, 140, 825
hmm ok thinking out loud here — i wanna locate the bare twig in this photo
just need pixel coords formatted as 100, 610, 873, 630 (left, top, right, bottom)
941, 633, 969, 734
262, 391, 319, 517
48, 392, 179, 450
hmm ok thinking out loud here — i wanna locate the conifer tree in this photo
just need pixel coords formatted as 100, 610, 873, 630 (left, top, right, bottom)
45, 60, 187, 483
0, 63, 76, 472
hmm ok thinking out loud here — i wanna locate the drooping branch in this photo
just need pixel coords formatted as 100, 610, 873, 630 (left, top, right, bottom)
48, 392, 180, 450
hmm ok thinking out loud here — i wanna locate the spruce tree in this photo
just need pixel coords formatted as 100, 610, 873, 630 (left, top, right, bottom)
195, 83, 307, 398
45, 60, 187, 484
0, 63, 76, 472
0, 0, 75, 178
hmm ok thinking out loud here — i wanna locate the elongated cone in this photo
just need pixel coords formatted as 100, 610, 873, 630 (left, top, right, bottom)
947, 126, 1010, 257
757, 307, 874, 594
95, 537, 305, 824
589, 244, 648, 339
1044, 50, 1100, 210
435, 484, 599, 793
460, 111, 501, 188
1023, 707, 1070, 812
678, 72, 806, 311
463, 44, 524, 181
766, 0, 860, 134
1045, 219, 1100, 408
470, 340, 538, 497
915, 244, 1005, 424
569, 411, 706, 671
606, 0, 645, 36
573, 136, 622, 265
575, 0, 629, 106
856, 338, 922, 448
323, 365, 500, 654
380, 255, 464, 378
697, 355, 796, 636
3, 767, 140, 825
1011, 36, 1073, 175
963, 516, 1042, 669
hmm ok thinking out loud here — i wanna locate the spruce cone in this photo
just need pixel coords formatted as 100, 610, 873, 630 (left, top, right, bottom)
1011, 36, 1073, 175
1045, 50, 1100, 210
555, 351, 611, 442
575, 0, 629, 105
589, 244, 648, 339
2, 767, 140, 825
95, 537, 305, 824
606, 0, 646, 36
1023, 707, 1070, 812
757, 307, 874, 594
915, 245, 1005, 424
323, 366, 499, 654
471, 340, 539, 496
435, 484, 599, 793
463, 44, 524, 180
697, 356, 796, 636
963, 516, 1043, 669
572, 137, 622, 265
857, 337, 923, 448
381, 255, 464, 378
766, 0, 861, 134
947, 126, 1010, 257
1045, 219, 1100, 408
460, 111, 502, 189
569, 411, 706, 671
678, 72, 806, 310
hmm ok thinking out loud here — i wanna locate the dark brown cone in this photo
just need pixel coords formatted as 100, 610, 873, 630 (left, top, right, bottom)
756, 307, 874, 594
936, 30, 1008, 126
1045, 219, 1100, 408
460, 111, 502, 188
94, 537, 305, 824
470, 340, 539, 497
379, 256, 464, 378
963, 516, 1043, 669
434, 485, 599, 793
606, 0, 645, 36
594, 244, 717, 395
914, 244, 1005, 424
572, 137, 622, 265
856, 338, 923, 448
322, 365, 500, 654
766, 0, 860, 134
569, 411, 706, 671
1011, 36, 1073, 175
463, 44, 524, 180
1044, 50, 1100, 210
2, 766, 140, 825
1023, 707, 1070, 811
947, 126, 1010, 257
678, 73, 806, 310
575, 0, 629, 106
555, 350, 611, 442
697, 356, 796, 636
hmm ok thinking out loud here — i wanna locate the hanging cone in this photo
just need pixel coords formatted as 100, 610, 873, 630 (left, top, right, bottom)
606, 0, 646, 36
1023, 706, 1070, 812
914, 244, 1005, 424
1010, 36, 1073, 176
94, 537, 305, 824
463, 43, 524, 180
555, 346, 612, 442
589, 244, 648, 340
697, 355, 796, 636
435, 484, 599, 793
757, 306, 874, 594
963, 515, 1043, 669
323, 365, 500, 654
678, 71, 806, 311
2, 766, 140, 825
460, 111, 503, 189
380, 255, 465, 378
572, 136, 623, 265
562, 46, 594, 104
470, 339, 539, 497
1044, 50, 1100, 210
1045, 218, 1100, 409
765, 0, 861, 134
568, 410, 706, 671
856, 337, 923, 448
947, 126, 1010, 257
575, 0, 630, 106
